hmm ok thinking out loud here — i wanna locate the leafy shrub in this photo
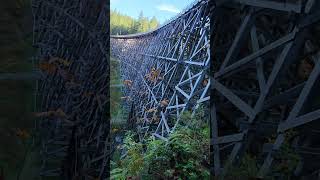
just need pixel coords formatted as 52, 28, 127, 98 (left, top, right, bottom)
225, 154, 259, 179
225, 131, 300, 180
111, 109, 210, 179
111, 107, 301, 180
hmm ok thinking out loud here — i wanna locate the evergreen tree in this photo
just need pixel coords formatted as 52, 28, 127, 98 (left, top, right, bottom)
137, 11, 144, 32
110, 9, 160, 35
149, 16, 159, 30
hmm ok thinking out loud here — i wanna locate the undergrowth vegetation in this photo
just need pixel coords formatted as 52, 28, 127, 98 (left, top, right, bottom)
223, 130, 300, 180
111, 106, 300, 179
111, 108, 210, 179
110, 57, 123, 119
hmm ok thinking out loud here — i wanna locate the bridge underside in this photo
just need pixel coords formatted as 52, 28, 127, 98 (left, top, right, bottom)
211, 0, 320, 178
112, 0, 320, 178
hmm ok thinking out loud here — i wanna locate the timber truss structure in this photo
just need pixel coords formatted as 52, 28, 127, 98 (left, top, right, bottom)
32, 0, 110, 179
111, 0, 211, 141
30, 0, 320, 178
112, 0, 320, 179
211, 0, 320, 179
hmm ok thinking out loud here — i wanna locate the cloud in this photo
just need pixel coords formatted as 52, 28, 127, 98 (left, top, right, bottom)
157, 4, 180, 13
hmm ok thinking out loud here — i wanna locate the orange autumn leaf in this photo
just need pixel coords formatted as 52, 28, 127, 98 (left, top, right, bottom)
34, 108, 67, 118
146, 108, 157, 113
56, 108, 67, 118
83, 92, 94, 98
160, 99, 169, 107
298, 58, 313, 80
123, 80, 133, 86
146, 67, 161, 83
203, 79, 208, 86
15, 128, 30, 140
151, 115, 160, 123
49, 57, 71, 66
39, 62, 57, 74
34, 110, 56, 117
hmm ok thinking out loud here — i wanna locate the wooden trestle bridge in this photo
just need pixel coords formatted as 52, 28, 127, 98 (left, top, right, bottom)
33, 0, 320, 179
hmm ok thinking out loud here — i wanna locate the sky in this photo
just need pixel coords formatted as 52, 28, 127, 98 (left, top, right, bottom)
110, 0, 195, 24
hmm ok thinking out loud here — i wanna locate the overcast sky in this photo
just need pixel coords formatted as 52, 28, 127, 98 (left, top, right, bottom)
110, 0, 195, 24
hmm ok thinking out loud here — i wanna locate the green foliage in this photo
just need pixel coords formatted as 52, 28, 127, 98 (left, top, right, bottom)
225, 154, 259, 179
273, 142, 300, 176
111, 105, 301, 179
110, 167, 127, 180
111, 132, 144, 179
271, 131, 300, 179
111, 108, 210, 179
122, 132, 145, 176
225, 131, 300, 180
110, 57, 123, 119
110, 10, 159, 35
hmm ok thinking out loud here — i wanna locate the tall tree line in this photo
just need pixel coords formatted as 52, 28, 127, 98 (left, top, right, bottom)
110, 10, 159, 35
